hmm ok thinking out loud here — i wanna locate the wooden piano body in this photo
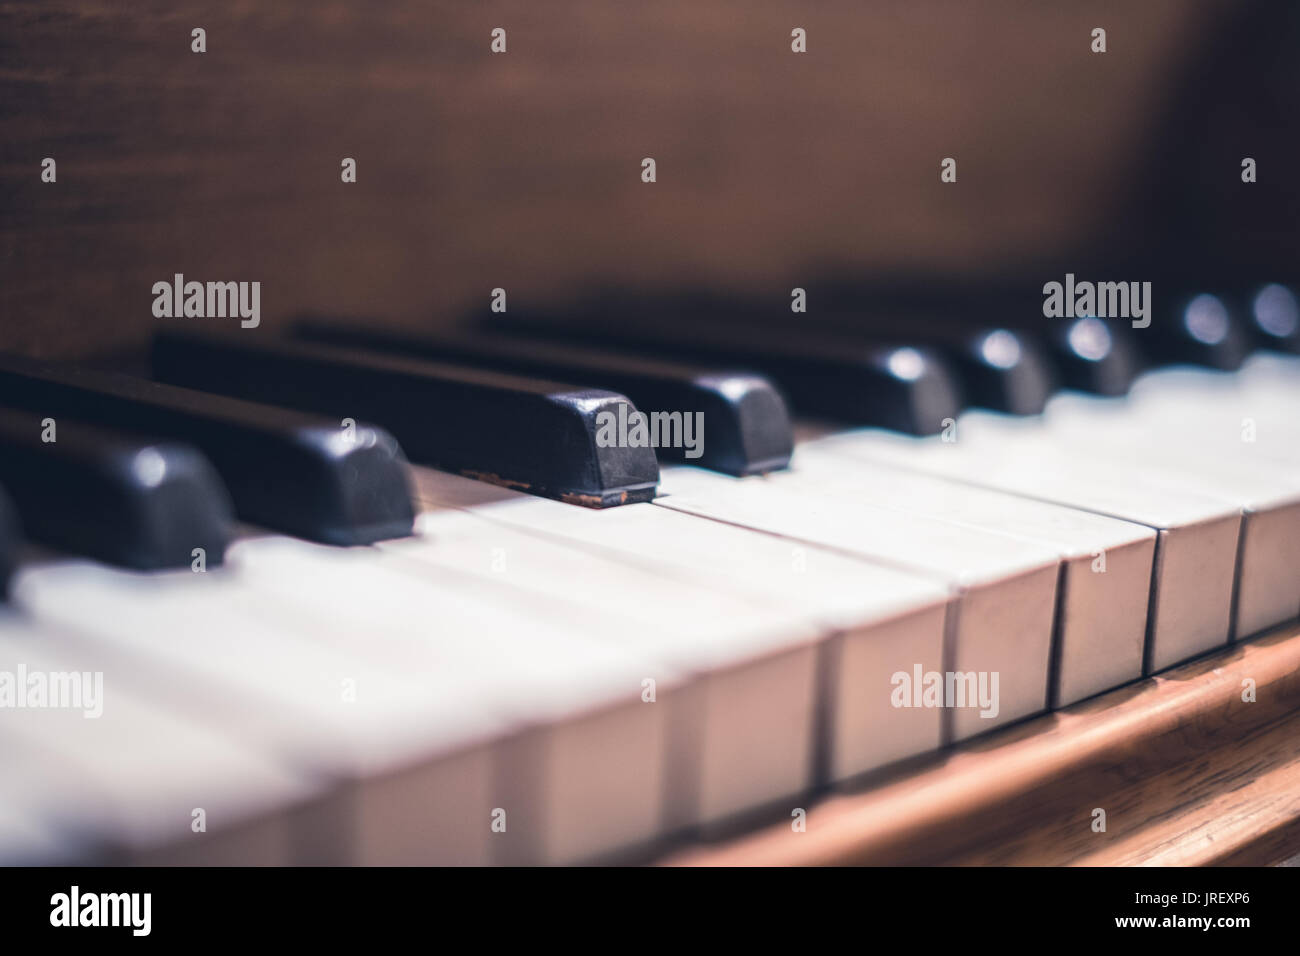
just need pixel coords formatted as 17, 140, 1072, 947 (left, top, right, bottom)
3, 0, 1297, 360
1, 1, 1299, 866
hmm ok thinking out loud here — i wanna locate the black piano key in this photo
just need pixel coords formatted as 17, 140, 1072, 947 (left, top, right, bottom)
1037, 316, 1147, 396
0, 407, 231, 570
152, 329, 659, 508
906, 326, 1053, 415
0, 486, 18, 599
486, 311, 963, 435
292, 318, 794, 475
0, 353, 414, 546
1143, 290, 1254, 370
1240, 282, 1300, 353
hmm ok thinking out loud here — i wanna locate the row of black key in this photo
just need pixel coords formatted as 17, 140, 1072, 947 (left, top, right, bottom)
0, 486, 19, 598
0, 328, 781, 574
0, 355, 415, 547
284, 276, 1293, 448
484, 304, 967, 432
471, 279, 1297, 417
0, 275, 1292, 585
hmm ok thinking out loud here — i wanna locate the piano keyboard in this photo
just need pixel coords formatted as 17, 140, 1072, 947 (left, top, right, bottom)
1, 286, 1298, 866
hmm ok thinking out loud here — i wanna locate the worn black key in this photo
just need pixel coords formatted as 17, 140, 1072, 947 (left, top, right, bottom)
889, 325, 1053, 415
486, 310, 962, 434
1237, 281, 1300, 353
0, 407, 231, 569
293, 318, 794, 475
0, 354, 414, 546
1028, 316, 1146, 397
1142, 288, 1254, 370
0, 486, 18, 599
152, 329, 659, 508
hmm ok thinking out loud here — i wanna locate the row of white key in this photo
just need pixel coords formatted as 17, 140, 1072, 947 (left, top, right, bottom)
650, 467, 1061, 740
8, 553, 658, 866
404, 470, 951, 793
804, 427, 1243, 672
5, 519, 949, 862
410, 467, 1056, 744
1039, 373, 1300, 638
760, 451, 1157, 706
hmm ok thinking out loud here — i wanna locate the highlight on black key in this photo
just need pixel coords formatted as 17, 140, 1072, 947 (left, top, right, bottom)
0, 407, 232, 570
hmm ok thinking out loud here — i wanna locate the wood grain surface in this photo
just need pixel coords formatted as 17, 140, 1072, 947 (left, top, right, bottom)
660, 624, 1300, 866
4, 1, 1297, 360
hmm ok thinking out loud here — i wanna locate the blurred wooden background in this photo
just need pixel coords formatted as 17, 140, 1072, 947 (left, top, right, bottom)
1, 0, 1297, 358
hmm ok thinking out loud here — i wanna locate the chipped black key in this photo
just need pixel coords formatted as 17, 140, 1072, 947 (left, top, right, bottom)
0, 354, 414, 546
1022, 316, 1144, 397
0, 485, 18, 599
487, 311, 962, 434
894, 325, 1053, 415
0, 407, 231, 569
292, 318, 794, 475
152, 329, 659, 508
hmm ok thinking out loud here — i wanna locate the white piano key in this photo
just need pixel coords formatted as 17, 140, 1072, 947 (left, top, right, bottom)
777, 447, 1156, 706
10, 560, 505, 865
225, 535, 666, 865
0, 612, 319, 864
1040, 389, 1300, 638
0, 749, 88, 865
408, 466, 951, 787
808, 426, 1243, 673
0, 806, 81, 865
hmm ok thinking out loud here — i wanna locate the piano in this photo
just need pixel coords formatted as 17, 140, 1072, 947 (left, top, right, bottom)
1, 0, 1299, 868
